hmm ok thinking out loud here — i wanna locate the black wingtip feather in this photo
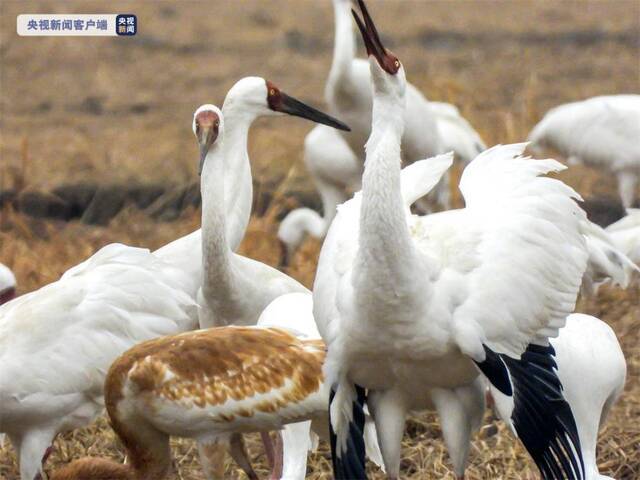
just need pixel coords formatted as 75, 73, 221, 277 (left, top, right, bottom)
474, 344, 512, 395
329, 384, 368, 480
476, 343, 585, 480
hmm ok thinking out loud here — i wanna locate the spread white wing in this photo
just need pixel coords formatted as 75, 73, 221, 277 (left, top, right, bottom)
413, 144, 588, 358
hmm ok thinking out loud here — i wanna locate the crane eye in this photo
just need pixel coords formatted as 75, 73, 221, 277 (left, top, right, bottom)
214, 120, 219, 127
269, 88, 276, 96
394, 60, 400, 68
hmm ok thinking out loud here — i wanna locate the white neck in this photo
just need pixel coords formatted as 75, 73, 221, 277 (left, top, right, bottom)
219, 99, 255, 251
200, 140, 236, 297
325, 0, 357, 103
356, 92, 416, 285
201, 96, 263, 299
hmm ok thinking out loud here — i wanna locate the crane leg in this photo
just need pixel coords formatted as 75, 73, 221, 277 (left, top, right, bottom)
260, 431, 276, 470
13, 428, 56, 480
279, 421, 313, 480
368, 389, 406, 480
268, 431, 283, 480
432, 381, 485, 480
229, 433, 258, 480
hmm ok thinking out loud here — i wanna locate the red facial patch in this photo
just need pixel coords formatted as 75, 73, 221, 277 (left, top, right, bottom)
352, 0, 401, 76
195, 110, 219, 129
265, 80, 282, 111
195, 110, 220, 143
382, 53, 401, 75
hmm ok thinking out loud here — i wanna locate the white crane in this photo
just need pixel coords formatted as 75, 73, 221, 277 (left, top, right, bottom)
528, 95, 640, 208
314, 3, 588, 479
194, 82, 350, 329
489, 313, 627, 480
279, 0, 474, 264
0, 263, 16, 305
606, 209, 640, 265
271, 154, 490, 477
0, 244, 199, 480
195, 98, 349, 475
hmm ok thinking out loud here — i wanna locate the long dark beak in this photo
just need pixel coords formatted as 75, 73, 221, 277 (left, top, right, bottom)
352, 0, 386, 66
198, 128, 215, 175
278, 93, 350, 131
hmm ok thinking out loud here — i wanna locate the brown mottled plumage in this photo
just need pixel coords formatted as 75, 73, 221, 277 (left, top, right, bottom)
50, 458, 134, 480
48, 326, 327, 480
106, 326, 324, 414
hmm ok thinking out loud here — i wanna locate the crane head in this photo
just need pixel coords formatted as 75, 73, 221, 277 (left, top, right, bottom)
352, 0, 401, 76
264, 79, 350, 131
352, 0, 406, 102
192, 104, 222, 175
224, 77, 350, 131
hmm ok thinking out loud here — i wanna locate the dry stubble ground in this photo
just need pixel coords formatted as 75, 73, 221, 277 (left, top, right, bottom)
0, 1, 639, 478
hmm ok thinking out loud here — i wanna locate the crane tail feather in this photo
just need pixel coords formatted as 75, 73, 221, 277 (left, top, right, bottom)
475, 343, 585, 480
329, 383, 368, 480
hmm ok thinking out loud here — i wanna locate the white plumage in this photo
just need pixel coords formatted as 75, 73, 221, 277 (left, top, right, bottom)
278, 155, 492, 478
317, 140, 587, 360
528, 95, 640, 207
257, 292, 319, 339
316, 142, 587, 478
0, 243, 198, 480
195, 85, 304, 329
318, 137, 587, 472
0, 78, 350, 479
430, 101, 486, 164
194, 77, 350, 328
193, 94, 349, 477
316, 3, 588, 478
277, 101, 487, 261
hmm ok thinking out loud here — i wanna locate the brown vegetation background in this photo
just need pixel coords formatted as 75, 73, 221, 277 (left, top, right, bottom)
1, 0, 639, 478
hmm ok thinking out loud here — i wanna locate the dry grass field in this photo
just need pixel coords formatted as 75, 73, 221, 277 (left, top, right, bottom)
1, 0, 639, 479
